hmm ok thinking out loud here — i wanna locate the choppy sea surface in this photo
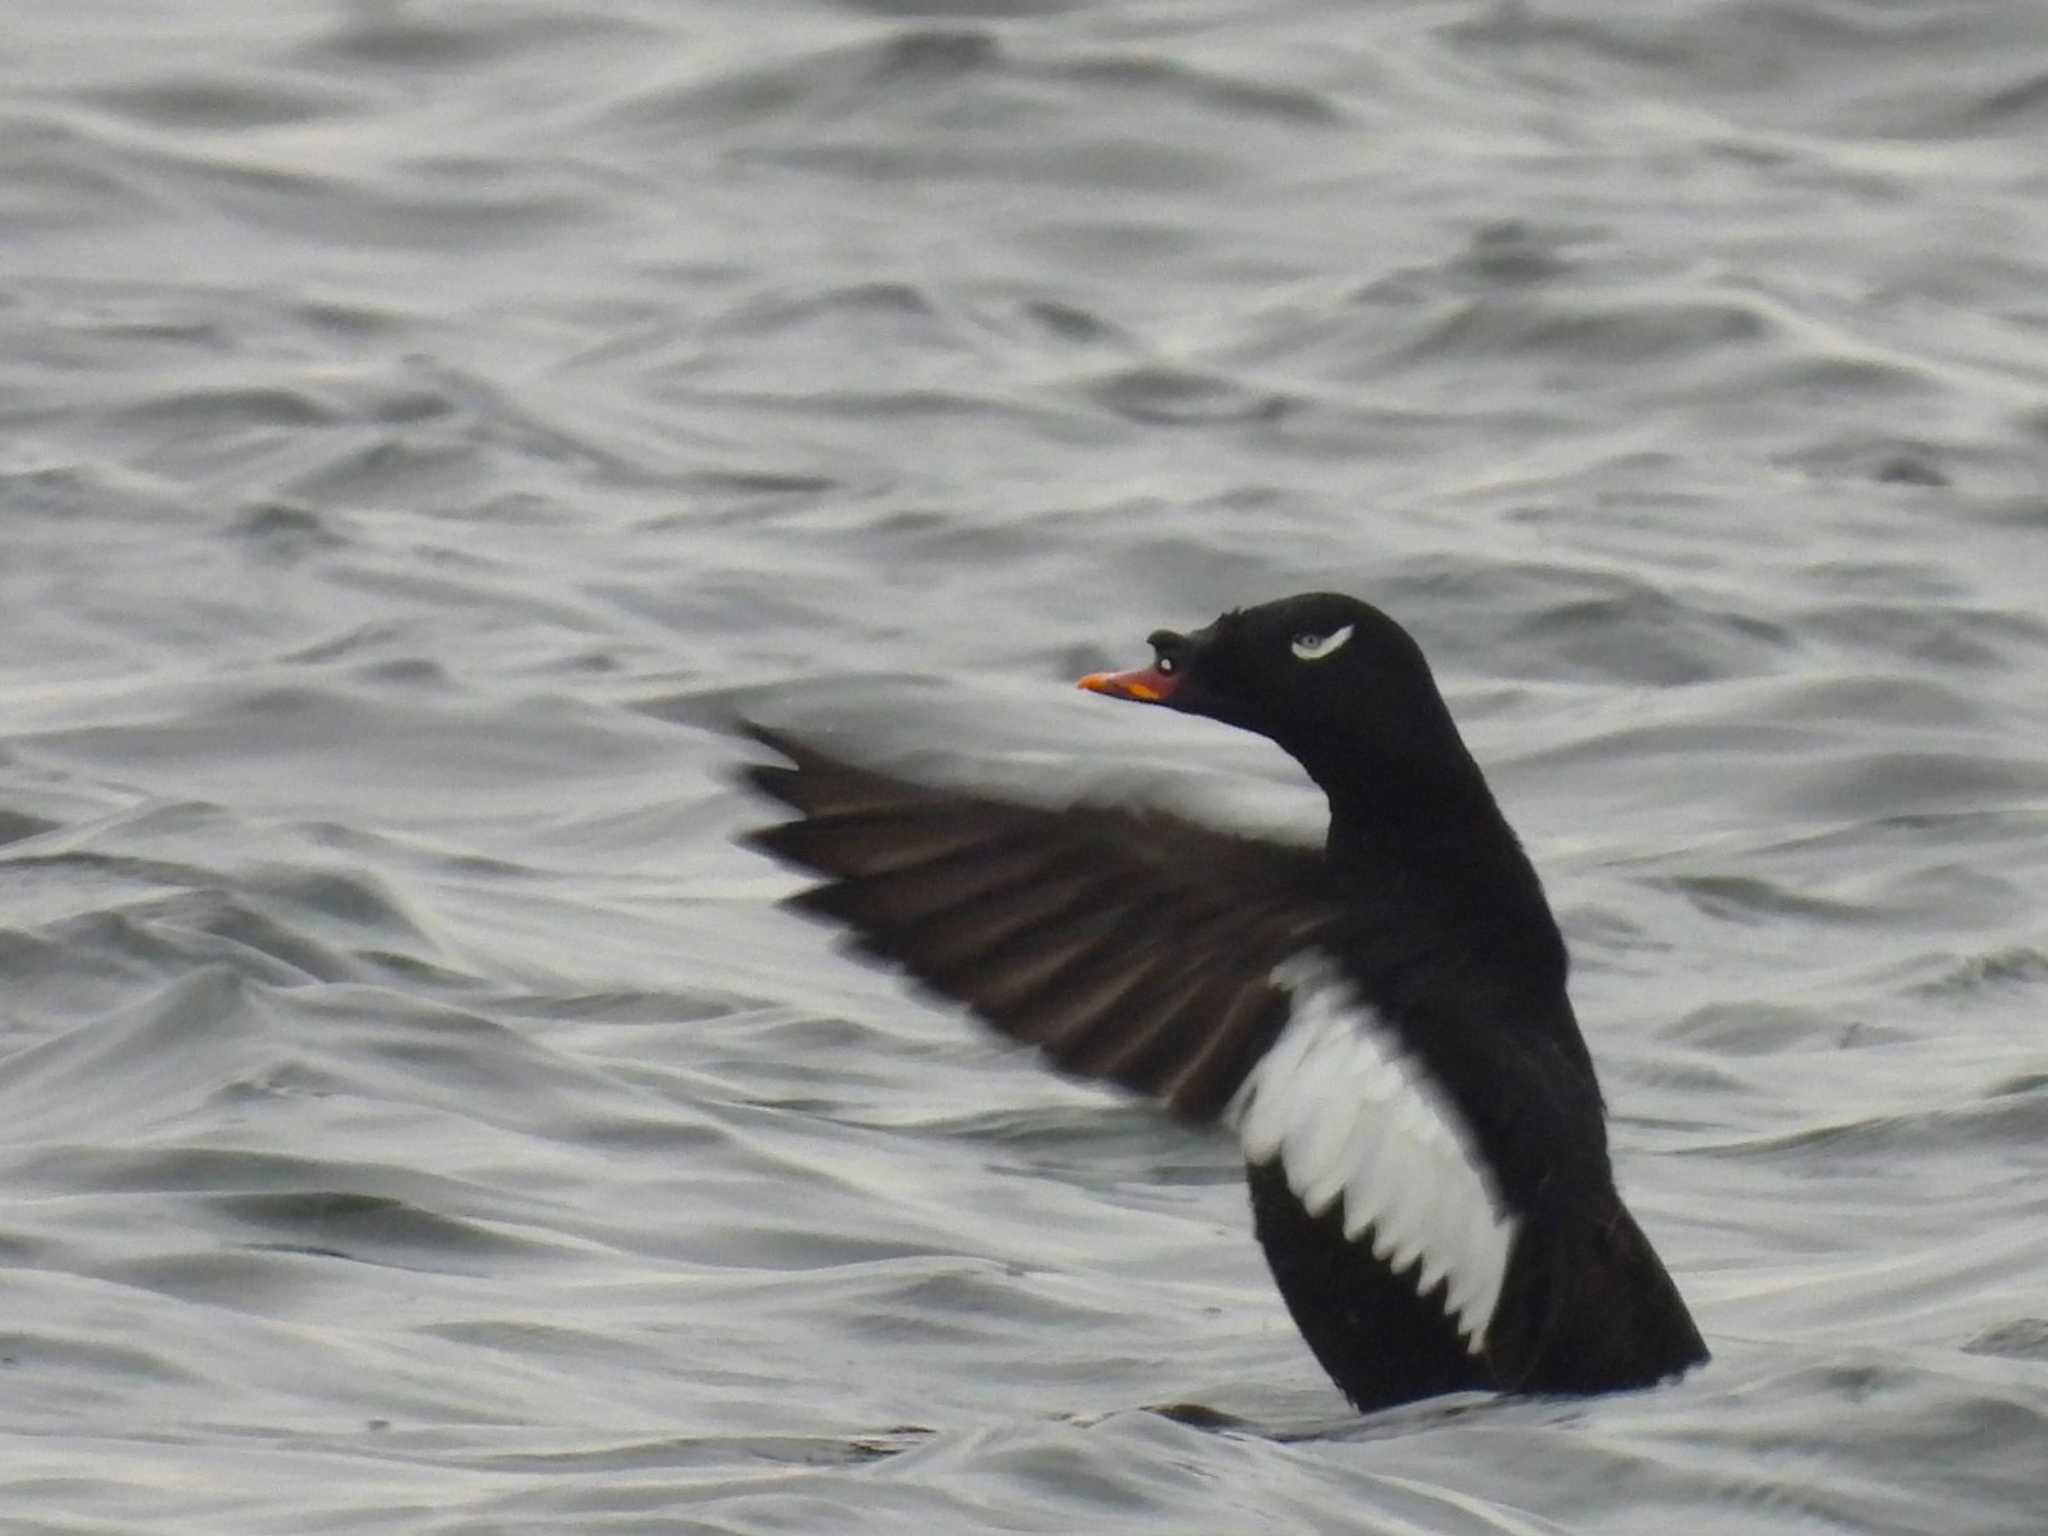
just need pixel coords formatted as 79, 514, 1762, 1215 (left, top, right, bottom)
4, 1, 2047, 1530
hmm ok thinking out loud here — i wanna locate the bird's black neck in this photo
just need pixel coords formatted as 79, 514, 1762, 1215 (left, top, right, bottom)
1313, 741, 1568, 995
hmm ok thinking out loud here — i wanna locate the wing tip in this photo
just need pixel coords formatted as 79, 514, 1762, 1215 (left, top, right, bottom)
734, 717, 801, 759
739, 760, 804, 811
737, 816, 804, 863
734, 718, 831, 779
731, 720, 883, 828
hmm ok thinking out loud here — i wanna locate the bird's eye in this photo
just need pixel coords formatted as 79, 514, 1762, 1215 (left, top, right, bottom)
1155, 654, 1177, 675
1290, 623, 1355, 661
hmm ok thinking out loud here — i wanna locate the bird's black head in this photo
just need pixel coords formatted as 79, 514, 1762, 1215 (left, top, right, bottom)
1080, 592, 1464, 793
1081, 590, 1566, 995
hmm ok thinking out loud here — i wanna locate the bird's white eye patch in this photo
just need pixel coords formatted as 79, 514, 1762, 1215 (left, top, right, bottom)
1290, 623, 1354, 662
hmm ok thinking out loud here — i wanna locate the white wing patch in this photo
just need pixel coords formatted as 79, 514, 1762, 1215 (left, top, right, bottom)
1290, 623, 1354, 661
1227, 953, 1519, 1349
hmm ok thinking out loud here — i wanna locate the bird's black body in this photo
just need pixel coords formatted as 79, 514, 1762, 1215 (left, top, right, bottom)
741, 592, 1707, 1411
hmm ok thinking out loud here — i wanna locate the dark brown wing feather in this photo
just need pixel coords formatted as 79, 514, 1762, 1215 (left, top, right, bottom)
739, 725, 1341, 1121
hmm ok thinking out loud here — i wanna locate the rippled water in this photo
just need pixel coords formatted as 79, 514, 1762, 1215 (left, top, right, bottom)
4, 1, 2047, 1530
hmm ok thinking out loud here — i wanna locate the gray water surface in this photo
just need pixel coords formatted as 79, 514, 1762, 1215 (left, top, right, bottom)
3, 2, 2047, 1531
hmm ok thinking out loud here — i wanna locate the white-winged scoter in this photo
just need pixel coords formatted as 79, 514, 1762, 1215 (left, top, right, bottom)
742, 592, 1707, 1411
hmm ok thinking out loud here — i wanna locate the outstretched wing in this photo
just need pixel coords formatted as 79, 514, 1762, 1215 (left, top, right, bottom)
739, 725, 1341, 1122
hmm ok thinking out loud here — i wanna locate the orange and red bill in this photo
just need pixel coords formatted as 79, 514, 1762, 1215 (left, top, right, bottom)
1077, 663, 1178, 704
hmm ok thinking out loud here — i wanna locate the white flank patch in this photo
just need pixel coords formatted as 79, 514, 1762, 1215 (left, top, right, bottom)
1227, 953, 1519, 1349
